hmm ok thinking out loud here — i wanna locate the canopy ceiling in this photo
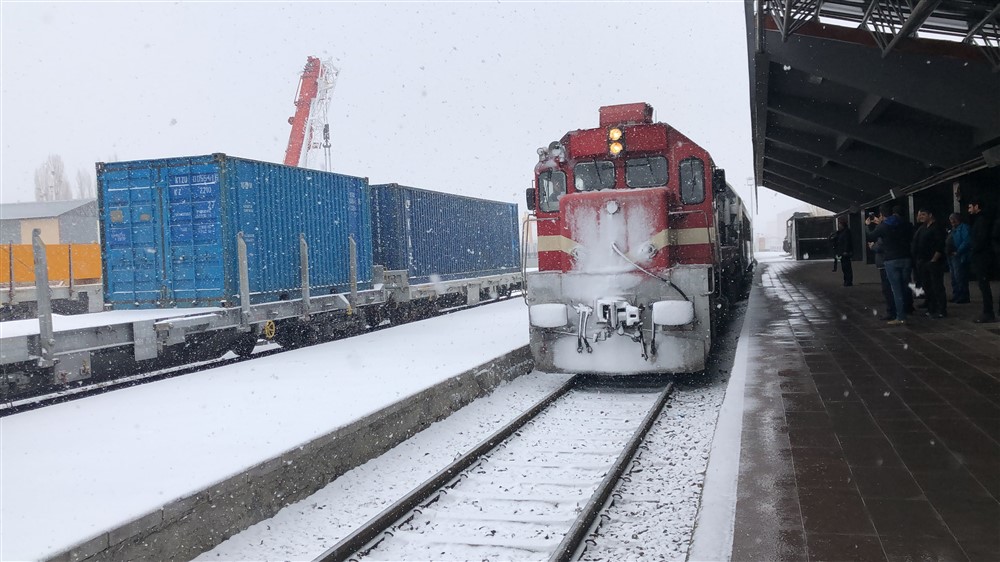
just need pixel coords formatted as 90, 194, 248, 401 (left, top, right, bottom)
747, 0, 1000, 211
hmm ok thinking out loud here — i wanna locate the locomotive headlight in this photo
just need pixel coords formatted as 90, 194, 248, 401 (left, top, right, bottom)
608, 127, 625, 156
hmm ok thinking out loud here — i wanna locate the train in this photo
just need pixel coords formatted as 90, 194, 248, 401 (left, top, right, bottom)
524, 103, 753, 375
1, 155, 521, 398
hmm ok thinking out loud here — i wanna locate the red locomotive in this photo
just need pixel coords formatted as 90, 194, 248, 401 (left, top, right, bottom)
525, 103, 753, 374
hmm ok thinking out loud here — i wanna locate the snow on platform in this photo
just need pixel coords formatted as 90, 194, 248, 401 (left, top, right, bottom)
0, 299, 529, 561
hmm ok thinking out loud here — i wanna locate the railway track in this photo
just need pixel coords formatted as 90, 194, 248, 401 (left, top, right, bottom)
314, 377, 674, 562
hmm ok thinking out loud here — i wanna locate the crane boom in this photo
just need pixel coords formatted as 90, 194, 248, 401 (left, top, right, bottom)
284, 56, 340, 170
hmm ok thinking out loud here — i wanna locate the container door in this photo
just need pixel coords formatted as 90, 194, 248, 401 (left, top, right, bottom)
102, 166, 168, 307
163, 165, 226, 305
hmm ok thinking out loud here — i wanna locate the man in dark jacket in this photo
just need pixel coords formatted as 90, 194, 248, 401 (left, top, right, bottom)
912, 208, 947, 318
868, 211, 895, 320
968, 200, 996, 323
831, 217, 853, 286
867, 204, 914, 325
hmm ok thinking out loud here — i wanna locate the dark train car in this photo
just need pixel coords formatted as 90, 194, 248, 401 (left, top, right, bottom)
370, 183, 520, 283
792, 215, 837, 261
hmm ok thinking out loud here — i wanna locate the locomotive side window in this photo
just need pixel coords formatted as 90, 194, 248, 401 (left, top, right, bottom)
573, 161, 615, 191
625, 156, 668, 188
679, 157, 706, 204
538, 170, 566, 212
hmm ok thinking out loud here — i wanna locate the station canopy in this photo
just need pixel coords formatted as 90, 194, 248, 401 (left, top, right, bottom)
746, 0, 1000, 212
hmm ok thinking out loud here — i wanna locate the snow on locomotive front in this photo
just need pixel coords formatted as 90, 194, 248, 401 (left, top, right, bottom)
525, 103, 729, 374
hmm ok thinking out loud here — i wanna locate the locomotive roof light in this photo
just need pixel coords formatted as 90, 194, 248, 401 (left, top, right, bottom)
546, 141, 567, 162
607, 127, 625, 157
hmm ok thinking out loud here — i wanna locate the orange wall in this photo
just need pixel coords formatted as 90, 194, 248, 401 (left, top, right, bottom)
0, 243, 101, 284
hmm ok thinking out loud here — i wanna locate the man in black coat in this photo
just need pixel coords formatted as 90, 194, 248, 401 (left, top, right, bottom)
968, 200, 996, 323
912, 208, 947, 318
831, 217, 853, 286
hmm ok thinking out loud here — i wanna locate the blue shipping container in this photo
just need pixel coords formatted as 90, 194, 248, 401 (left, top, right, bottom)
370, 184, 520, 283
98, 154, 373, 309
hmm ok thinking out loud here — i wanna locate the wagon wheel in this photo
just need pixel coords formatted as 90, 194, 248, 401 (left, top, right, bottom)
231, 332, 258, 358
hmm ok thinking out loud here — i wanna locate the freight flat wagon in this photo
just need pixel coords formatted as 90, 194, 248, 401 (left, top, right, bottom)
2, 154, 523, 398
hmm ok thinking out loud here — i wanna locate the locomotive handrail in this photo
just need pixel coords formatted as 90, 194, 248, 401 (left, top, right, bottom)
520, 214, 555, 304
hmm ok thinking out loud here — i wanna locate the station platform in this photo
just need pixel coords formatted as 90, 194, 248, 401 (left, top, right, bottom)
731, 256, 1000, 561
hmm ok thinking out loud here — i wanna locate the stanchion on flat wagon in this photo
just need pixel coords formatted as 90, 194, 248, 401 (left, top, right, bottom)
349, 235, 357, 311
300, 233, 311, 319
237, 231, 251, 331
7, 242, 17, 305
68, 243, 75, 297
32, 230, 55, 368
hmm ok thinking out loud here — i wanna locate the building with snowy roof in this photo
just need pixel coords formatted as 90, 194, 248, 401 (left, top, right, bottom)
0, 199, 99, 245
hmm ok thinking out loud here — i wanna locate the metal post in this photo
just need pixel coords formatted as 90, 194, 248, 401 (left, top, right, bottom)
7, 242, 14, 305
300, 233, 310, 318
68, 243, 75, 296
32, 230, 55, 368
237, 232, 251, 330
349, 235, 358, 310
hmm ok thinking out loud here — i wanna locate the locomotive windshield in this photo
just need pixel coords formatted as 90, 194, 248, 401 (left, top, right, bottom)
538, 170, 566, 212
679, 157, 706, 204
625, 156, 668, 188
573, 160, 615, 192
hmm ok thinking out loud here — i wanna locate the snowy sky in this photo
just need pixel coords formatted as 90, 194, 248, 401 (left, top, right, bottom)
0, 1, 807, 235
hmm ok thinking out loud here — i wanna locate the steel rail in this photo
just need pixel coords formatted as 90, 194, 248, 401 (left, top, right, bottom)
312, 377, 579, 562
548, 381, 675, 562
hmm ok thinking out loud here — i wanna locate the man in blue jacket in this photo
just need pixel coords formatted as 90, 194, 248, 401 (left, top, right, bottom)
867, 204, 914, 325
946, 213, 971, 304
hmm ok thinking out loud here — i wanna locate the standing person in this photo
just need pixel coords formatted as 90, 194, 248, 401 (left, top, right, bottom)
912, 208, 947, 318
831, 217, 853, 286
946, 213, 971, 304
868, 212, 895, 320
968, 200, 996, 323
912, 208, 927, 304
868, 204, 913, 325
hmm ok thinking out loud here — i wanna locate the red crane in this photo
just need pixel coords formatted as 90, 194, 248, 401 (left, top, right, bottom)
284, 56, 339, 169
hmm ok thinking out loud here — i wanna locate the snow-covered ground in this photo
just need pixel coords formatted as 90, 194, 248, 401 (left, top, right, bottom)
0, 298, 529, 561
200, 303, 749, 561
3, 267, 756, 561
